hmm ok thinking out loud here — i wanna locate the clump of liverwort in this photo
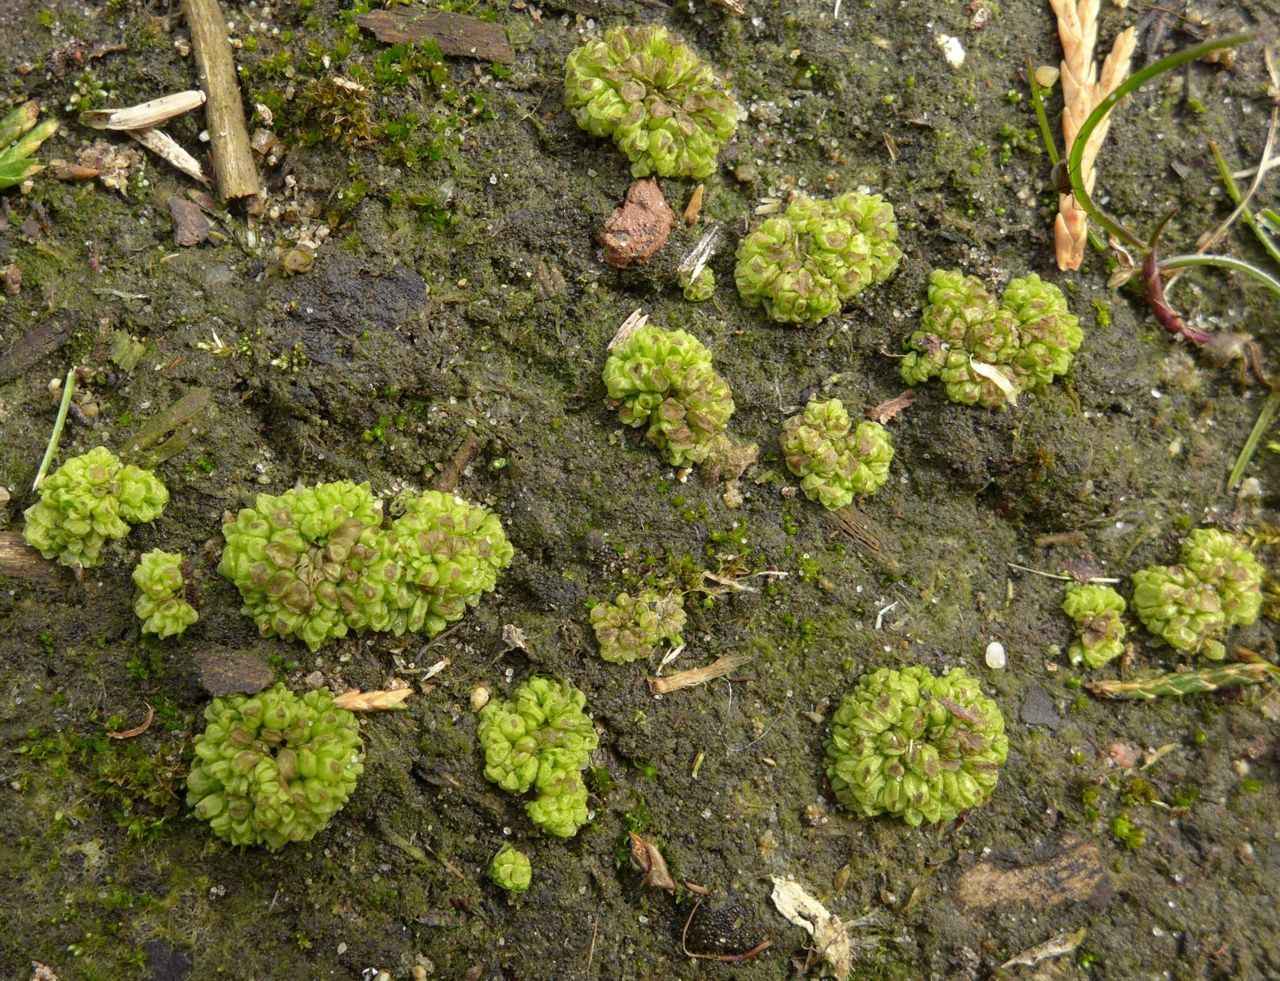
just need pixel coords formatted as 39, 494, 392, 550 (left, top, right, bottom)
564, 25, 737, 179
1062, 583, 1127, 668
734, 191, 902, 325
490, 846, 533, 895
825, 665, 1008, 826
589, 588, 686, 664
23, 446, 168, 568
477, 677, 599, 838
186, 684, 364, 849
779, 397, 894, 509
218, 481, 513, 651
1131, 528, 1263, 660
900, 270, 1082, 407
133, 549, 198, 638
602, 324, 736, 467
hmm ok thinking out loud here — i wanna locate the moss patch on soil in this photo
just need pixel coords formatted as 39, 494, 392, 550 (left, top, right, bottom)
1, 0, 1277, 978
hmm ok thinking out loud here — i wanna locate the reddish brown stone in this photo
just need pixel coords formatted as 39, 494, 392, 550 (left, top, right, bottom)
599, 178, 675, 270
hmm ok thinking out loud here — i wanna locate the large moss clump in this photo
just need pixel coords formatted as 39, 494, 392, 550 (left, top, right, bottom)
23, 446, 168, 568
564, 24, 737, 179
825, 665, 1008, 826
186, 684, 364, 850
477, 677, 599, 838
133, 549, 198, 638
602, 325, 735, 468
735, 191, 901, 325
900, 270, 1082, 407
779, 397, 894, 509
218, 481, 513, 651
1131, 528, 1263, 660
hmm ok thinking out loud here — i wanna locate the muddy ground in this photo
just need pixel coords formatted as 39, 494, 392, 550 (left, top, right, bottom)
1, 0, 1278, 978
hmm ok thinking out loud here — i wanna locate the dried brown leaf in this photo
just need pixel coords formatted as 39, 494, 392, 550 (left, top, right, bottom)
865, 390, 915, 424
629, 832, 677, 894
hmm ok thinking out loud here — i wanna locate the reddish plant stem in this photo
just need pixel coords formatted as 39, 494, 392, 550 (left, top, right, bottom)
1142, 251, 1213, 346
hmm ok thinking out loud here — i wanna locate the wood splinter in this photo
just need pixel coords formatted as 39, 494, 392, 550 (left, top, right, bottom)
182, 0, 259, 201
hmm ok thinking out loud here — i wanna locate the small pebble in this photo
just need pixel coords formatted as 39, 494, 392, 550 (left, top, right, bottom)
470, 686, 490, 711
984, 641, 1007, 670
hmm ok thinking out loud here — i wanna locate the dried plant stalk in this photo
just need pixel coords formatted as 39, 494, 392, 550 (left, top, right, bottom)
1050, 0, 1135, 270
183, 0, 259, 200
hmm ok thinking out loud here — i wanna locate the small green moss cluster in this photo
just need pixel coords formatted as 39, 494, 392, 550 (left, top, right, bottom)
133, 549, 198, 638
589, 588, 686, 664
564, 25, 737, 179
1062, 583, 1126, 668
23, 446, 169, 568
901, 270, 1082, 407
681, 266, 715, 302
1132, 529, 1263, 660
779, 398, 894, 509
477, 677, 599, 838
218, 481, 513, 651
825, 665, 1008, 826
734, 191, 902, 325
602, 325, 735, 467
489, 845, 533, 894
186, 684, 364, 850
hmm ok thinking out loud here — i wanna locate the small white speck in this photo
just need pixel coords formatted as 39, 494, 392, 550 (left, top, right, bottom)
985, 641, 1007, 670
936, 34, 965, 68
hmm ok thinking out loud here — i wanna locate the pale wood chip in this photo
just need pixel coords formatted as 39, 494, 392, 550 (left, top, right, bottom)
79, 90, 205, 130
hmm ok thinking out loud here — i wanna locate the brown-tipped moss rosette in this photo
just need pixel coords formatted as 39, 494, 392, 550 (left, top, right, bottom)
564, 25, 737, 179
23, 446, 168, 568
1131, 528, 1263, 660
602, 325, 735, 467
779, 397, 893, 509
186, 684, 364, 849
901, 270, 1081, 407
1062, 583, 1126, 668
589, 588, 686, 664
825, 665, 1008, 826
477, 677, 598, 838
734, 191, 902, 325
133, 549, 198, 638
218, 482, 513, 652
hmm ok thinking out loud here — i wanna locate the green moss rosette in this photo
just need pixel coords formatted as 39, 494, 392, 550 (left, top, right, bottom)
681, 266, 715, 302
186, 684, 364, 850
23, 446, 168, 568
477, 677, 599, 838
218, 482, 513, 651
602, 325, 735, 467
1061, 583, 1126, 668
589, 588, 686, 664
218, 481, 388, 651
734, 191, 901, 325
564, 25, 737, 179
490, 845, 533, 894
779, 397, 893, 509
382, 490, 517, 638
825, 665, 1008, 826
1131, 529, 1263, 660
901, 270, 1081, 407
133, 549, 198, 638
